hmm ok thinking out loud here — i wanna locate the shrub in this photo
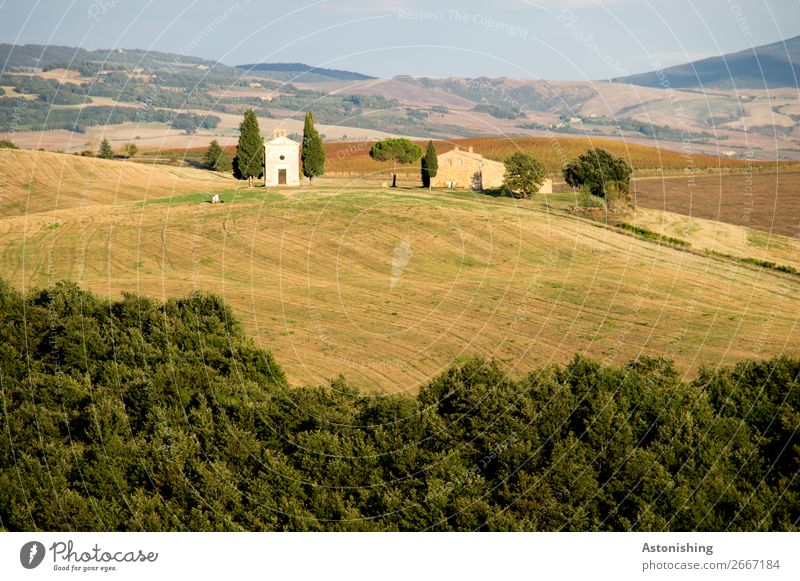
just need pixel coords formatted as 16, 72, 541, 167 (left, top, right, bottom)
742, 257, 799, 275
577, 187, 607, 210
616, 222, 690, 247
121, 142, 138, 158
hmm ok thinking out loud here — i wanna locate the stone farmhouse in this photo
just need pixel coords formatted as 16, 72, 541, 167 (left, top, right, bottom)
432, 146, 552, 193
264, 128, 300, 186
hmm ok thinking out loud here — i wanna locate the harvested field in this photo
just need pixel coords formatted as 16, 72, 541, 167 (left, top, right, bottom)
1, 150, 799, 393
633, 170, 800, 237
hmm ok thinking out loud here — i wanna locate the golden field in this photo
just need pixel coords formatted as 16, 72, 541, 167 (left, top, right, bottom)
1, 148, 799, 392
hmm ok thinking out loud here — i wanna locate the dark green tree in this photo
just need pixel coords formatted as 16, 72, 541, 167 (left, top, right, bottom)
503, 152, 546, 198
205, 140, 234, 173
236, 109, 263, 186
204, 139, 223, 168
301, 111, 325, 181
369, 138, 423, 188
98, 138, 114, 159
421, 140, 438, 190
563, 148, 632, 200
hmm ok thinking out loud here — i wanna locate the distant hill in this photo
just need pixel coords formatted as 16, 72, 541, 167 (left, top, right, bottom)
3, 41, 800, 158
613, 35, 800, 89
0, 43, 232, 74
237, 62, 376, 83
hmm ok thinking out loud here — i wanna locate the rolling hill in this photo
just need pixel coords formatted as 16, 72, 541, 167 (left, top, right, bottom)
0, 148, 233, 217
614, 35, 800, 89
1, 149, 799, 392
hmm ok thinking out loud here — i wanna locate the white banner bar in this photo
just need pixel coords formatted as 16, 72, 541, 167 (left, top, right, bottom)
1, 532, 797, 580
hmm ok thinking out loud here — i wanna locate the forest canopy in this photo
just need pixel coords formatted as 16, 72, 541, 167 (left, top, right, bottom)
0, 279, 797, 532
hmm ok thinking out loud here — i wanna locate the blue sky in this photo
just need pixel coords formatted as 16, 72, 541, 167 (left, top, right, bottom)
1, 0, 798, 79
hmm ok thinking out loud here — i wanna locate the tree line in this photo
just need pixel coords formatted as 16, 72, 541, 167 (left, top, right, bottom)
0, 278, 796, 531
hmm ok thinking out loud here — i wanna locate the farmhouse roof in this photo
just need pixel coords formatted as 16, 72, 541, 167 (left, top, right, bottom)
441, 146, 493, 162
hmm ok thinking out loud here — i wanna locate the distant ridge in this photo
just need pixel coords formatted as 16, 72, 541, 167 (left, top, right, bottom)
237, 62, 376, 82
0, 43, 228, 71
613, 35, 800, 89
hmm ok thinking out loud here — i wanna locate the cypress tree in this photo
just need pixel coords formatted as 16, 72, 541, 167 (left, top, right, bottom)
301, 111, 325, 181
421, 140, 438, 190
236, 109, 263, 186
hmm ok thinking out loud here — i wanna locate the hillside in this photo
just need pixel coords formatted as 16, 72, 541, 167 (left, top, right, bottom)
292, 76, 800, 160
614, 35, 800, 89
1, 149, 799, 392
0, 42, 225, 69
0, 149, 232, 217
0, 43, 414, 143
2, 42, 800, 159
237, 62, 375, 82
